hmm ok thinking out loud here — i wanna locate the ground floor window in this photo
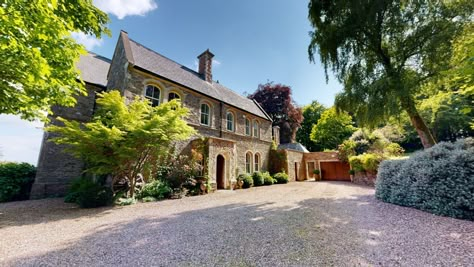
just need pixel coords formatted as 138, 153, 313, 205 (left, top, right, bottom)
254, 153, 260, 172
245, 152, 252, 173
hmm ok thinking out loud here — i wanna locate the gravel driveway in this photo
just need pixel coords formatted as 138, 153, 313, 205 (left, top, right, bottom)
1, 181, 473, 266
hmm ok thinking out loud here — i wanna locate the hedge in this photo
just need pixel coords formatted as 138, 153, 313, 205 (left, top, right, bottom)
375, 138, 474, 220
0, 162, 36, 202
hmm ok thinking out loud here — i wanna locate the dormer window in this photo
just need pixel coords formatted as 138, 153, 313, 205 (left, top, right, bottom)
226, 112, 234, 132
145, 85, 161, 107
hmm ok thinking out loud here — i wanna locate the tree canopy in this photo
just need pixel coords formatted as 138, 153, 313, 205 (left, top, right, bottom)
248, 82, 303, 144
47, 91, 196, 197
296, 100, 326, 151
310, 107, 356, 150
0, 0, 109, 121
308, 0, 474, 148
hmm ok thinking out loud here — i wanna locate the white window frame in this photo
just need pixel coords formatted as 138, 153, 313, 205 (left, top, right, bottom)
145, 85, 161, 107
245, 118, 251, 136
226, 112, 234, 132
200, 103, 211, 126
253, 120, 259, 138
254, 153, 260, 172
245, 152, 253, 173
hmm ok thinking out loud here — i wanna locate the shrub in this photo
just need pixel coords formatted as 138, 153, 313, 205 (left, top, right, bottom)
0, 162, 36, 202
349, 153, 383, 172
337, 140, 356, 162
376, 138, 474, 220
252, 172, 264, 186
263, 172, 273, 185
138, 179, 172, 200
348, 156, 364, 172
64, 177, 113, 208
349, 169, 356, 175
159, 155, 202, 190
238, 173, 253, 188
273, 172, 289, 184
385, 143, 405, 157
313, 169, 320, 175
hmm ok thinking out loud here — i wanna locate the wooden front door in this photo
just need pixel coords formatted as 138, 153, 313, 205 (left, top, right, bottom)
320, 162, 351, 181
216, 155, 225, 189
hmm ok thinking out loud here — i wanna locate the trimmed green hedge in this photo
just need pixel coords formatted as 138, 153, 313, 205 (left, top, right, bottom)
262, 172, 274, 185
375, 138, 474, 220
273, 172, 289, 184
0, 162, 36, 202
252, 172, 264, 186
238, 173, 253, 188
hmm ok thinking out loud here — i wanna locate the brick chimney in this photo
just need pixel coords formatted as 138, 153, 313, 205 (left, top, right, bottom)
197, 49, 214, 82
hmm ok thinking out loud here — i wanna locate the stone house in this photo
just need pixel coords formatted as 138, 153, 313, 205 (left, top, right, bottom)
31, 31, 351, 198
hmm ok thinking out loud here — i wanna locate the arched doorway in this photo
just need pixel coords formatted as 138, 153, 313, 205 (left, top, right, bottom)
216, 155, 225, 189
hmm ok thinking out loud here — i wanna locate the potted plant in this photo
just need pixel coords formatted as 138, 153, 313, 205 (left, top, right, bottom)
313, 169, 321, 181
349, 169, 355, 182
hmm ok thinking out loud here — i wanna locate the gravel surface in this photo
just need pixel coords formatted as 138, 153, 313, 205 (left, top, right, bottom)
0, 181, 473, 266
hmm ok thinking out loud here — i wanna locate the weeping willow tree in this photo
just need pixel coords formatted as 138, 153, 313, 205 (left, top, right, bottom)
308, 0, 473, 148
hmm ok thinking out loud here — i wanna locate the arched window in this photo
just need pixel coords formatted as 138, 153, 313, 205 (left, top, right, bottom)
245, 118, 251, 136
253, 120, 259, 137
200, 103, 210, 126
245, 152, 252, 173
145, 85, 161, 107
226, 112, 234, 131
254, 153, 260, 172
168, 92, 180, 101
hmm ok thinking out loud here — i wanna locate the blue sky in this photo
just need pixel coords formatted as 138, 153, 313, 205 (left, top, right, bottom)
0, 0, 342, 165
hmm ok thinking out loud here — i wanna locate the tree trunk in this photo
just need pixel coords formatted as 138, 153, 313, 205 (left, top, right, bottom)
401, 97, 437, 149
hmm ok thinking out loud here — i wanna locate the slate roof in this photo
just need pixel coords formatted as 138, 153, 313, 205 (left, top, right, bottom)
76, 52, 111, 87
124, 34, 271, 121
278, 143, 310, 153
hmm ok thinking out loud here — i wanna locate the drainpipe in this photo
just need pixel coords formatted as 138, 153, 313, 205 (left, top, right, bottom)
219, 102, 223, 138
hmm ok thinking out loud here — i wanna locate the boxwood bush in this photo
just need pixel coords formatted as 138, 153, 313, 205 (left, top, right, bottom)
262, 172, 274, 185
252, 172, 264, 186
273, 172, 289, 184
138, 179, 172, 200
0, 162, 36, 202
238, 173, 253, 188
375, 138, 474, 220
64, 177, 113, 208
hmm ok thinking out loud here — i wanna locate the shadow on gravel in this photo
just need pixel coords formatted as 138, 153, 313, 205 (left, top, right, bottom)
0, 198, 113, 229
5, 191, 473, 266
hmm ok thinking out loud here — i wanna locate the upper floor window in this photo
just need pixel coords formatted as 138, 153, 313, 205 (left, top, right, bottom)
245, 152, 252, 173
145, 85, 161, 107
254, 153, 260, 172
200, 103, 210, 126
253, 120, 259, 138
226, 112, 234, 131
245, 118, 251, 136
168, 92, 180, 101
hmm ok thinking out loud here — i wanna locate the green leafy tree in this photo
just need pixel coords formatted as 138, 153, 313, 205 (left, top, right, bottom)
308, 0, 473, 148
310, 107, 356, 150
47, 91, 196, 197
296, 100, 326, 151
0, 0, 109, 121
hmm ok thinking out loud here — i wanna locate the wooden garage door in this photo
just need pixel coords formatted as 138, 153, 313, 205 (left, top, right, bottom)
320, 161, 351, 181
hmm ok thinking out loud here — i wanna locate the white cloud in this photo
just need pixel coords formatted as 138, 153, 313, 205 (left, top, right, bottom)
193, 59, 222, 71
94, 0, 158, 20
0, 115, 43, 165
212, 59, 221, 66
71, 32, 103, 50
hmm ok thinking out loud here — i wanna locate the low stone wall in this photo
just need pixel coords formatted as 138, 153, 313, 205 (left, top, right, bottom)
352, 171, 377, 187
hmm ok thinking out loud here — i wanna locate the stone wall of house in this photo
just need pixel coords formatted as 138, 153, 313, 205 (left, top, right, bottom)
30, 84, 103, 199
107, 34, 130, 93
121, 69, 274, 189
285, 150, 305, 182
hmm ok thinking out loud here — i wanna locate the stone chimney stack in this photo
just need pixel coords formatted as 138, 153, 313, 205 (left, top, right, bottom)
197, 49, 214, 82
